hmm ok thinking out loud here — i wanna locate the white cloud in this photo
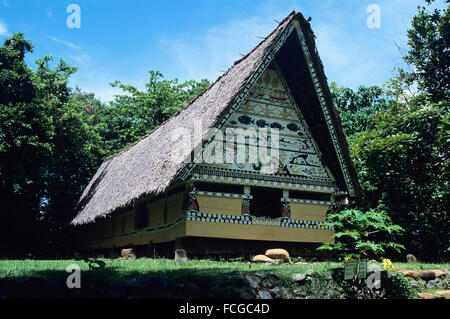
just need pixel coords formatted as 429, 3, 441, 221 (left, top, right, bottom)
82, 85, 122, 103
0, 20, 9, 36
48, 36, 81, 50
70, 0, 444, 102
69, 66, 129, 103
313, 23, 383, 88
157, 0, 442, 90
159, 5, 299, 82
70, 54, 92, 65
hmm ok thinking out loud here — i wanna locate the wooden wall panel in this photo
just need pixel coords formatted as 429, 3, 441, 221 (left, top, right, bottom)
290, 203, 329, 222
167, 194, 184, 222
149, 200, 164, 227
104, 217, 114, 237
124, 210, 135, 233
197, 196, 243, 216
87, 222, 187, 249
114, 215, 123, 235
186, 221, 334, 243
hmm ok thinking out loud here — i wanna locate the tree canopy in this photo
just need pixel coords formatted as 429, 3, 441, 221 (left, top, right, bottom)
327, 0, 449, 261
0, 33, 210, 256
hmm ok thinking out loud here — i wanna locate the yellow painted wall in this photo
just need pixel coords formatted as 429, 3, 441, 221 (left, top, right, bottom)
87, 222, 187, 249
149, 200, 164, 227
197, 196, 243, 216
114, 215, 124, 235
186, 221, 334, 243
167, 194, 184, 222
104, 217, 114, 237
124, 210, 135, 233
87, 220, 333, 249
290, 203, 329, 222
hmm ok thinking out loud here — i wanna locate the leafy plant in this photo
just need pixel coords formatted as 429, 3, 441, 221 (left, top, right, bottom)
403, 0, 449, 102
384, 271, 416, 299
317, 209, 405, 260
83, 258, 106, 270
100, 71, 210, 156
348, 101, 449, 261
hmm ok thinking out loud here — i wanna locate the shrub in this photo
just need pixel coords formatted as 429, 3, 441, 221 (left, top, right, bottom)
317, 209, 405, 260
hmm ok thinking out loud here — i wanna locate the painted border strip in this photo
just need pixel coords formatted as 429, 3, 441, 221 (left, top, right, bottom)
194, 191, 253, 199
293, 24, 354, 196
281, 198, 334, 205
184, 211, 333, 230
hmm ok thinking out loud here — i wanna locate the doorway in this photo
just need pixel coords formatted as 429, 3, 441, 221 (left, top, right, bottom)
250, 187, 282, 218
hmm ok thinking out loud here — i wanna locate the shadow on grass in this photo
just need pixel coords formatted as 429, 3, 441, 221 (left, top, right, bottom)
0, 265, 255, 299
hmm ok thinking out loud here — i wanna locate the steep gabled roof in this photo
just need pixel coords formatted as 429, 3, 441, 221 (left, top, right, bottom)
71, 11, 361, 225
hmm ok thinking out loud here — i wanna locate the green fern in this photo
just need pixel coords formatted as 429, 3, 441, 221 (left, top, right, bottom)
318, 209, 405, 259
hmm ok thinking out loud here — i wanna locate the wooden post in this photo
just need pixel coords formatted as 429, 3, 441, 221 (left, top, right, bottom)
147, 241, 153, 258
174, 237, 183, 250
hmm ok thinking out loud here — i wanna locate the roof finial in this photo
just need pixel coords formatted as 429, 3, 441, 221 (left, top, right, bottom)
307, 17, 312, 23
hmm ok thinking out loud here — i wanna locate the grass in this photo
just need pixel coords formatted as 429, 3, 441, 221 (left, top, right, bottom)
0, 258, 342, 298
0, 259, 447, 299
0, 259, 447, 281
0, 258, 342, 282
393, 262, 448, 272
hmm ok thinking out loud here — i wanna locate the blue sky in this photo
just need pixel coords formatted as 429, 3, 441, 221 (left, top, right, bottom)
0, 0, 445, 102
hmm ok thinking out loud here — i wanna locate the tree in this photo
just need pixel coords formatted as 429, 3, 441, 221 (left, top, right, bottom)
403, 0, 450, 102
0, 32, 35, 104
348, 100, 449, 260
99, 71, 210, 156
0, 34, 104, 256
329, 82, 392, 136
327, 0, 450, 261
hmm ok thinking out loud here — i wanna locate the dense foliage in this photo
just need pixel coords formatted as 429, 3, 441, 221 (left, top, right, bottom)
328, 83, 392, 136
328, 0, 449, 261
404, 0, 449, 102
348, 101, 449, 260
0, 33, 210, 256
318, 209, 405, 260
0, 33, 104, 255
100, 72, 209, 156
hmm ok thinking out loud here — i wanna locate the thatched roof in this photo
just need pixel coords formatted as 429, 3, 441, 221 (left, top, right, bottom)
71, 11, 361, 225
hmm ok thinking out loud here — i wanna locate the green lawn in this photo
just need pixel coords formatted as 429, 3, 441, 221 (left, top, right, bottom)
0, 258, 447, 282
393, 262, 449, 271
0, 259, 447, 299
0, 258, 341, 282
0, 258, 342, 298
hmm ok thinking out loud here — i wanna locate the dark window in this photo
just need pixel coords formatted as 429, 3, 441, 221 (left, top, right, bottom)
163, 200, 168, 224
251, 187, 282, 218
194, 182, 244, 194
289, 190, 330, 201
167, 185, 185, 196
135, 204, 148, 229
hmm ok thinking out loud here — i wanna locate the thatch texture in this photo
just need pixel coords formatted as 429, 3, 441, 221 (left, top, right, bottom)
71, 12, 297, 225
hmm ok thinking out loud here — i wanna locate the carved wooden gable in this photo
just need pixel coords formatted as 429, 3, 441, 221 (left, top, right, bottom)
199, 63, 334, 183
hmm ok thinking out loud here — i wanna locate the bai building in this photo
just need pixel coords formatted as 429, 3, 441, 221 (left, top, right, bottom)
70, 11, 362, 256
